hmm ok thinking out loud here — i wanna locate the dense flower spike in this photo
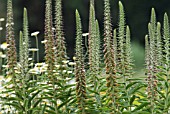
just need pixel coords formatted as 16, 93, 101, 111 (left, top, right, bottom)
156, 22, 162, 66
88, 2, 101, 96
125, 26, 134, 79
95, 20, 101, 72
75, 10, 86, 114
145, 35, 149, 72
117, 1, 125, 75
113, 29, 117, 65
6, 0, 17, 77
150, 8, 158, 73
20, 8, 30, 80
145, 9, 160, 114
163, 13, 170, 112
88, 2, 96, 70
103, 0, 119, 112
55, 0, 67, 64
44, 0, 56, 78
19, 31, 23, 63
147, 23, 158, 114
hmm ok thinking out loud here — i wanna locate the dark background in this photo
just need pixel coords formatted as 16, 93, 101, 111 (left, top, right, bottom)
0, 0, 170, 69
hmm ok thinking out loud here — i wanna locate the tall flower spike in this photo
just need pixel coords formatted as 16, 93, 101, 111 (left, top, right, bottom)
6, 0, 17, 77
156, 22, 162, 66
103, 0, 119, 112
145, 35, 150, 72
150, 8, 158, 73
19, 31, 23, 63
117, 1, 125, 75
75, 10, 86, 114
90, 0, 94, 6
147, 23, 158, 114
20, 8, 30, 80
88, 2, 96, 69
124, 26, 134, 111
125, 26, 134, 79
55, 0, 67, 64
95, 19, 101, 72
163, 13, 170, 112
44, 0, 56, 78
113, 29, 117, 65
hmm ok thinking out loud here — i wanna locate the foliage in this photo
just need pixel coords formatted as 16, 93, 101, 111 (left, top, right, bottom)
0, 0, 170, 114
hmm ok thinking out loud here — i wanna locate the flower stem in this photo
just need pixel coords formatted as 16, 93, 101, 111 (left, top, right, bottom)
35, 35, 39, 62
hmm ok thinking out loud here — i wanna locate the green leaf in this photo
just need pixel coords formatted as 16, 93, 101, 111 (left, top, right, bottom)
130, 95, 136, 105
58, 97, 73, 109
122, 111, 131, 114
28, 90, 41, 108
133, 111, 150, 114
4, 102, 24, 110
87, 88, 99, 95
129, 84, 145, 95
40, 104, 46, 114
132, 102, 149, 112
156, 89, 165, 98
33, 99, 42, 108
126, 82, 138, 90
46, 109, 56, 114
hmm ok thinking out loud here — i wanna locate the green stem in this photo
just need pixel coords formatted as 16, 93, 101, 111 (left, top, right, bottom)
35, 36, 39, 63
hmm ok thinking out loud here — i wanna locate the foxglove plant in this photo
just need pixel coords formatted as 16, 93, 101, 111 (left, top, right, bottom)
117, 1, 125, 76
55, 0, 67, 65
75, 10, 86, 114
162, 13, 170, 113
44, 0, 59, 113
156, 22, 162, 66
103, 0, 119, 113
88, 2, 102, 108
6, 0, 17, 81
44, 0, 56, 79
113, 29, 117, 65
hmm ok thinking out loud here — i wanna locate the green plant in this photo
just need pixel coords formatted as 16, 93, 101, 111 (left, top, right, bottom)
1, 0, 170, 114
75, 10, 86, 114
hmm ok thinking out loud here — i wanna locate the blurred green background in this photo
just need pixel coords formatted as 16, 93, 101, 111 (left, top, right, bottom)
0, 0, 169, 70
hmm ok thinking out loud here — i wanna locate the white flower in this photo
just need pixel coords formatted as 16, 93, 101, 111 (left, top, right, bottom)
0, 42, 9, 50
2, 65, 8, 68
62, 65, 67, 68
52, 27, 55, 31
40, 67, 47, 73
41, 40, 47, 44
28, 48, 39, 52
29, 68, 40, 74
54, 72, 60, 75
0, 18, 5, 22
82, 33, 89, 37
63, 70, 67, 73
55, 65, 60, 68
62, 60, 69, 64
67, 71, 73, 74
43, 64, 48, 67
31, 31, 40, 36
53, 70, 56, 72
28, 58, 33, 61
68, 62, 76, 66
0, 27, 3, 31
73, 57, 76, 60
35, 62, 45, 67
15, 70, 21, 74
52, 47, 56, 50
1, 54, 6, 58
